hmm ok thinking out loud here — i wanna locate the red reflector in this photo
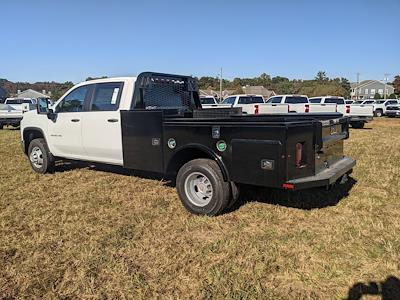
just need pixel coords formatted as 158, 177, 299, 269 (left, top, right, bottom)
282, 183, 295, 190
295, 142, 303, 167
254, 104, 259, 114
305, 104, 309, 113
346, 105, 350, 114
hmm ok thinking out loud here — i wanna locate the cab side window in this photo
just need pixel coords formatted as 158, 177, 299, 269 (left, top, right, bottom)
58, 85, 90, 113
90, 82, 124, 111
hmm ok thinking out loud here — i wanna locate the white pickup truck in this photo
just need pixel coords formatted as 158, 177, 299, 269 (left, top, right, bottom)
309, 96, 373, 128
216, 94, 289, 114
370, 99, 398, 117
265, 95, 337, 114
0, 104, 24, 129
200, 96, 219, 108
19, 72, 356, 216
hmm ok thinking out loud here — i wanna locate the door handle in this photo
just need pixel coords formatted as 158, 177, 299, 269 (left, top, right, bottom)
107, 119, 119, 123
71, 119, 80, 122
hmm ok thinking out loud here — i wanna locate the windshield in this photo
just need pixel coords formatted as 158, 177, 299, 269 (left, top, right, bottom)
200, 97, 216, 105
284, 96, 308, 104
309, 98, 321, 103
324, 98, 345, 104
238, 96, 264, 104
353, 101, 363, 104
363, 100, 374, 104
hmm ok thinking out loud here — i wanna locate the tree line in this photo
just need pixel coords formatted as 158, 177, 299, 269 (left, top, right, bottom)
198, 71, 399, 99
1, 72, 399, 101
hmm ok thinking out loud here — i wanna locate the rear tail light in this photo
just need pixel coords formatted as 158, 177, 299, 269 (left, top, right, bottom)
305, 104, 310, 113
346, 105, 350, 114
282, 183, 295, 190
254, 105, 259, 114
295, 142, 303, 168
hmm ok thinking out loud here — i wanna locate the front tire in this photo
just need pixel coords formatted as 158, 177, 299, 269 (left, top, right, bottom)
375, 110, 383, 117
28, 138, 55, 174
176, 158, 231, 216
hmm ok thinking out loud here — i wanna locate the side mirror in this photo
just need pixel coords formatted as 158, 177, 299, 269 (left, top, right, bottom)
37, 98, 49, 114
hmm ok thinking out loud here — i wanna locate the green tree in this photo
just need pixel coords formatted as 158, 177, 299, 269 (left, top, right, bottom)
388, 93, 397, 99
315, 71, 328, 82
373, 93, 381, 99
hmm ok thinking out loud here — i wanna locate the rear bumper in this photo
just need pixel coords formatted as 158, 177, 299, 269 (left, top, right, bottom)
386, 111, 400, 117
349, 116, 373, 122
284, 157, 356, 190
0, 117, 22, 124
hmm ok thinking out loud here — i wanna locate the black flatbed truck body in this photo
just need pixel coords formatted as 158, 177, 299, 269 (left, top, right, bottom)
121, 112, 354, 190
118, 72, 355, 191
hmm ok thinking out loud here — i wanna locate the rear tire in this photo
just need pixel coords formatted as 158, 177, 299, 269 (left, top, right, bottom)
27, 138, 55, 174
176, 158, 231, 216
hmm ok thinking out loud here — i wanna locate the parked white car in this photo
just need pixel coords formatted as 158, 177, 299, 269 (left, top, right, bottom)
309, 96, 373, 128
218, 94, 289, 114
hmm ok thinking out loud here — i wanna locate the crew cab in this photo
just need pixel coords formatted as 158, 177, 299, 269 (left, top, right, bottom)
309, 96, 373, 128
21, 72, 356, 216
218, 94, 289, 114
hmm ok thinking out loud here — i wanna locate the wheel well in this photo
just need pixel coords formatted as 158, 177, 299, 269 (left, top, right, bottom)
23, 129, 44, 154
166, 147, 228, 181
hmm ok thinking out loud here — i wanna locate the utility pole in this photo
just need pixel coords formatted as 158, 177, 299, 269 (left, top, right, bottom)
384, 73, 390, 99
219, 67, 223, 101
356, 72, 360, 100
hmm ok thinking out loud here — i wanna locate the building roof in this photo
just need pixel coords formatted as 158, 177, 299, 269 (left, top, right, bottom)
242, 86, 276, 98
16, 89, 50, 99
350, 80, 394, 90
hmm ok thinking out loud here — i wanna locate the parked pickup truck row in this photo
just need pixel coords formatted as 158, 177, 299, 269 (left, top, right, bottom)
21, 72, 355, 215
201, 94, 374, 128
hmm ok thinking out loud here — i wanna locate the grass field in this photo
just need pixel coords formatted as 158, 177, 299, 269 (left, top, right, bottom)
1, 118, 400, 299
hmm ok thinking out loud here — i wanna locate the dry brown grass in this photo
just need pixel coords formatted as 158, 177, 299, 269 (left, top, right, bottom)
1, 119, 400, 299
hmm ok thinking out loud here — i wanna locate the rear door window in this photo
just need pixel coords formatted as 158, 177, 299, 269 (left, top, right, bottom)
324, 98, 345, 104
266, 97, 282, 104
284, 96, 308, 104
238, 96, 264, 104
90, 82, 124, 111
222, 97, 236, 105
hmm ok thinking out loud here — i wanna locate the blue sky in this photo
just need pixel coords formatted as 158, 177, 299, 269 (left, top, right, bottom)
1, 0, 399, 83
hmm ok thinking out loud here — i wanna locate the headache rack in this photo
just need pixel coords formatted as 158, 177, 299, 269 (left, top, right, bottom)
131, 72, 200, 114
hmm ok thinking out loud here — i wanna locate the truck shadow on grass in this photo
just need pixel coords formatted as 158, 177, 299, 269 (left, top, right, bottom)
232, 177, 357, 210
55, 161, 356, 211
347, 275, 400, 300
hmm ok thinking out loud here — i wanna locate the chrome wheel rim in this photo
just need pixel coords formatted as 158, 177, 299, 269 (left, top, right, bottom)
184, 172, 213, 207
30, 146, 44, 169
